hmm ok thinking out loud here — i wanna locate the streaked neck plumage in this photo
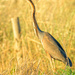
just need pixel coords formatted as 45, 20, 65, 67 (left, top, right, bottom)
29, 0, 44, 40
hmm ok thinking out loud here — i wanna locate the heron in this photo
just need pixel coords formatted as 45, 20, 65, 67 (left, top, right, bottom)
27, 0, 72, 71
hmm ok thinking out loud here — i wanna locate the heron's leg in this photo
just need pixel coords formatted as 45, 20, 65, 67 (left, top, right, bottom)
52, 58, 55, 71
46, 51, 54, 72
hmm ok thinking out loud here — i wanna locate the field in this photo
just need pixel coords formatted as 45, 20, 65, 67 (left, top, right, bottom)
0, 0, 75, 75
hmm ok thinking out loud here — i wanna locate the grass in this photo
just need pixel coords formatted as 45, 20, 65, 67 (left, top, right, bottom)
0, 0, 75, 75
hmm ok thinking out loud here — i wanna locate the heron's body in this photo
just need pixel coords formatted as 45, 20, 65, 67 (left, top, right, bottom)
28, 0, 72, 67
42, 32, 66, 62
37, 30, 67, 64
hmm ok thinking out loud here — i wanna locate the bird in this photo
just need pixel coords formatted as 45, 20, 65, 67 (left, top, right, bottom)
27, 0, 72, 70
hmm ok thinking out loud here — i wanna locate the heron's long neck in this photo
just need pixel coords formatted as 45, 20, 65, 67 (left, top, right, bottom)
30, 0, 42, 37
33, 11, 42, 37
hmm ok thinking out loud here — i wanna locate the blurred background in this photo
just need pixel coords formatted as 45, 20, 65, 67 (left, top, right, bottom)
0, 0, 75, 75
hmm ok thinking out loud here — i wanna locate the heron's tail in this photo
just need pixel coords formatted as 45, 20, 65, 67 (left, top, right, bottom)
67, 58, 72, 67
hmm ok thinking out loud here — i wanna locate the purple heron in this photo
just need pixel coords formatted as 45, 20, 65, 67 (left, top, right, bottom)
27, 0, 72, 70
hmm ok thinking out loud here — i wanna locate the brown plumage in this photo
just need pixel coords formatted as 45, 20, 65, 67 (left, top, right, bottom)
28, 0, 72, 67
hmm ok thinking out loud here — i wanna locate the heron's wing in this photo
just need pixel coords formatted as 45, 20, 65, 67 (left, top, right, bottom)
49, 33, 65, 52
42, 32, 67, 61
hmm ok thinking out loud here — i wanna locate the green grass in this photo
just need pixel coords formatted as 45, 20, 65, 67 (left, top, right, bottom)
56, 67, 75, 75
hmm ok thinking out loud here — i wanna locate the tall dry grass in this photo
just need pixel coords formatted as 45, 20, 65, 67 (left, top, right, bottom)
0, 0, 75, 75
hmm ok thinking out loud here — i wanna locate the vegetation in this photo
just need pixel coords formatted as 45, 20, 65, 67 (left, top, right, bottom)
0, 0, 75, 75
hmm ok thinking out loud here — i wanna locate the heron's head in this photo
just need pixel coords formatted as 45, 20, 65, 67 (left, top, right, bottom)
28, 0, 32, 1
27, 0, 33, 3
